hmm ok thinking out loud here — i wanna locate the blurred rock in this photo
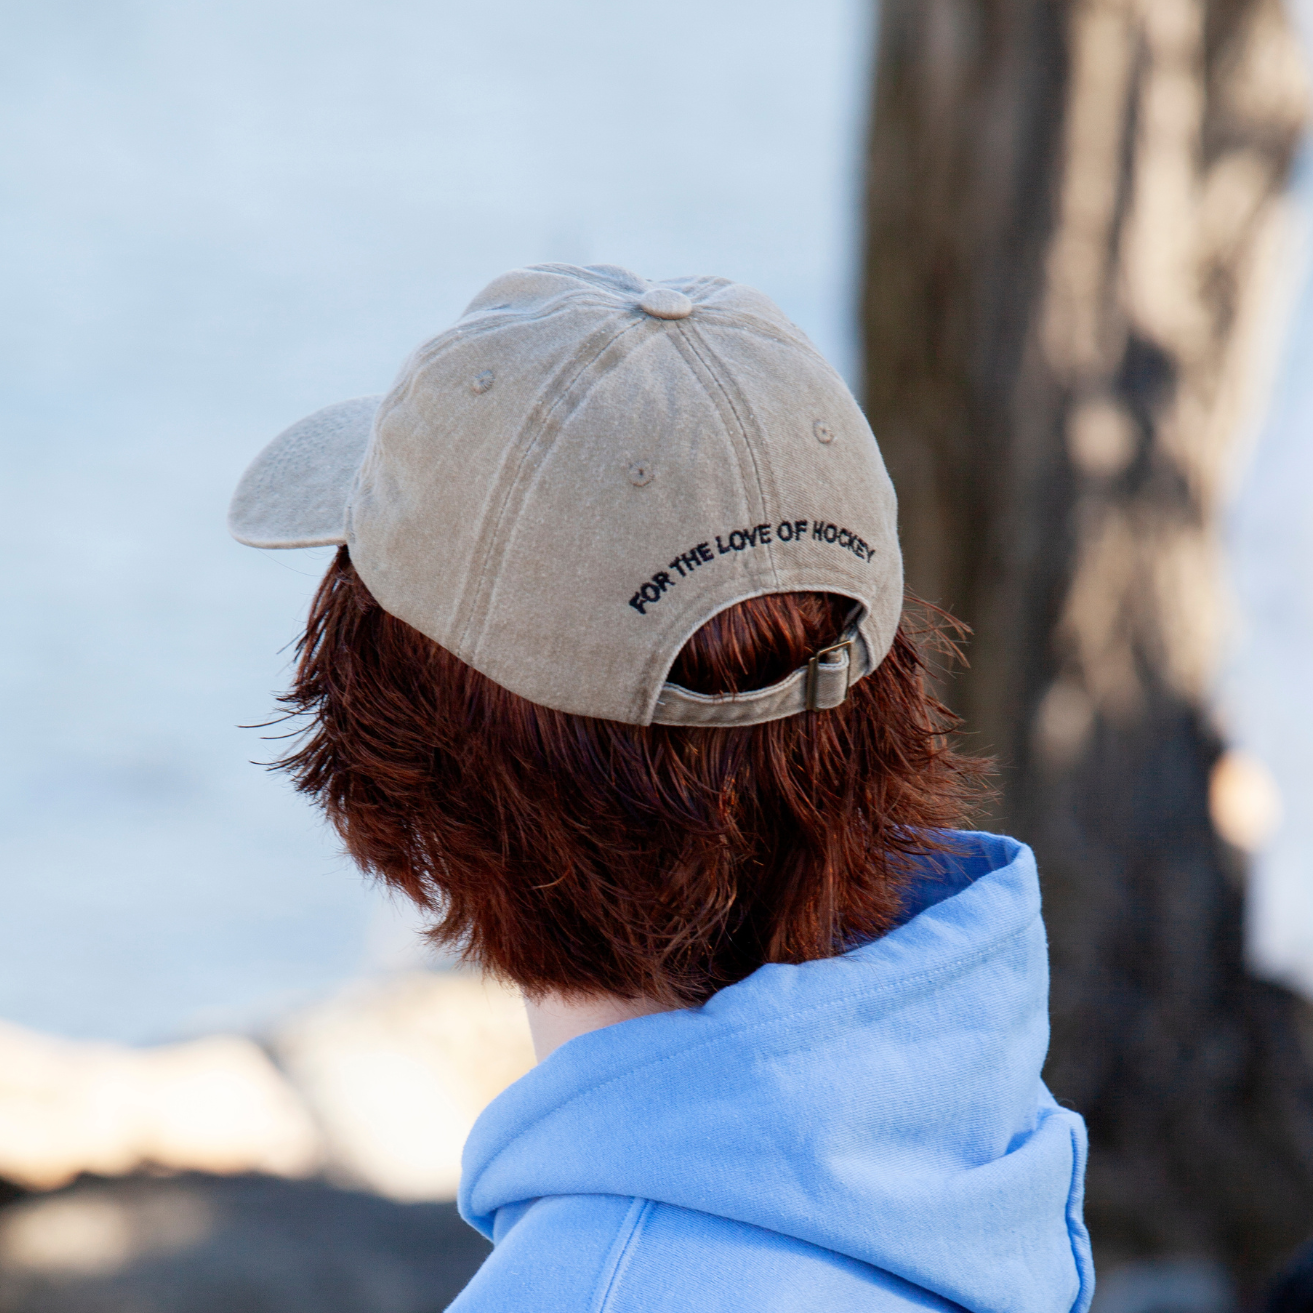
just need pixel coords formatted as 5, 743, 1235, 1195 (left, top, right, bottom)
0, 1025, 321, 1190
271, 972, 535, 1201
0, 1172, 490, 1313
0, 973, 535, 1203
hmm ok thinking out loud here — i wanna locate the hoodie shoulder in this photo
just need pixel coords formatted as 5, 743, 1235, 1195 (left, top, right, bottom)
447, 1195, 639, 1312
456, 830, 1091, 1312
451, 1194, 975, 1312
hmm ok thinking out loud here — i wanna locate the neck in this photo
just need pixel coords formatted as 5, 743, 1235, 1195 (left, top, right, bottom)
523, 990, 674, 1062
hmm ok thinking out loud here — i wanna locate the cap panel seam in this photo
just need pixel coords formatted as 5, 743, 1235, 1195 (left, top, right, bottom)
396, 296, 644, 390
672, 324, 782, 594
673, 308, 842, 373
607, 332, 759, 718
679, 308, 816, 353
452, 313, 654, 659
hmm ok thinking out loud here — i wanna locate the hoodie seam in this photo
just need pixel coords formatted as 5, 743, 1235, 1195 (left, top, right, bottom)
590, 1197, 652, 1313
476, 905, 1040, 1186
1065, 1123, 1095, 1313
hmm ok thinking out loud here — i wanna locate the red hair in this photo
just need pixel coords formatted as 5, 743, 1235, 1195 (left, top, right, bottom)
274, 548, 990, 1007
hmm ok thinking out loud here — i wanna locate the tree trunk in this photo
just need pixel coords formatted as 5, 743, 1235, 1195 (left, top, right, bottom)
863, 0, 1311, 1287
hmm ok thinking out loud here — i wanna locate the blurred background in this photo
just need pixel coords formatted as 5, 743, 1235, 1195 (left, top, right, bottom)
1, 0, 1311, 1309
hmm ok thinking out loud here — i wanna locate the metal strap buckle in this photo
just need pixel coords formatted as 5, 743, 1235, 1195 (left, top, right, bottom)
804, 637, 854, 712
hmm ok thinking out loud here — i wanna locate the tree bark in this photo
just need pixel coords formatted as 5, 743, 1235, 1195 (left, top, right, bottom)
863, 0, 1311, 1285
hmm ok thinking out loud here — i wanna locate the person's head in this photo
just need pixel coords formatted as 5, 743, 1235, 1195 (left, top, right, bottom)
276, 549, 984, 1007
230, 264, 989, 1007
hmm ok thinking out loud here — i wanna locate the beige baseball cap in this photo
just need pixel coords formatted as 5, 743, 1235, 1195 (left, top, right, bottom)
229, 264, 902, 727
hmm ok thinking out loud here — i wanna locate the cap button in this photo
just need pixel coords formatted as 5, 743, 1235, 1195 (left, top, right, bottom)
637, 288, 694, 320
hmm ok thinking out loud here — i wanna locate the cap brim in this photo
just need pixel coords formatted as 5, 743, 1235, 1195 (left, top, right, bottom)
228, 396, 383, 549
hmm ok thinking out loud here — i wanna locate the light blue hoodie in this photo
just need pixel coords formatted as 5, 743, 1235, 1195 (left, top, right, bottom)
452, 832, 1094, 1312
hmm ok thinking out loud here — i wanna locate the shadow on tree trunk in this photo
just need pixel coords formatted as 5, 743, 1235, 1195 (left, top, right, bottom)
863, 0, 1313, 1291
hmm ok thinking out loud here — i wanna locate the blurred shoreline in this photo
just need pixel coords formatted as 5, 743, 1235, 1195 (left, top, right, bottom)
0, 971, 534, 1202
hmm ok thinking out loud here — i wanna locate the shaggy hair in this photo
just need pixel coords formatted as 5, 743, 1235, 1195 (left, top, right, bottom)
274, 547, 990, 1007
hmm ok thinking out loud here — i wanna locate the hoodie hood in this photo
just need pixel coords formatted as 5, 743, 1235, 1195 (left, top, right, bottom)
459, 832, 1094, 1313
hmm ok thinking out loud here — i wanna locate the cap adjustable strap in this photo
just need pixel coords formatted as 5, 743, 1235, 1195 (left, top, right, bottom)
651, 625, 869, 728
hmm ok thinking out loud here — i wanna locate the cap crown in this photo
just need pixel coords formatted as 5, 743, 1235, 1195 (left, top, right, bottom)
344, 265, 900, 724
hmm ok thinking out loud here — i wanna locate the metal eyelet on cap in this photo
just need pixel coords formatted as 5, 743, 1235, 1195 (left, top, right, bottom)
627, 460, 655, 487
814, 420, 834, 444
